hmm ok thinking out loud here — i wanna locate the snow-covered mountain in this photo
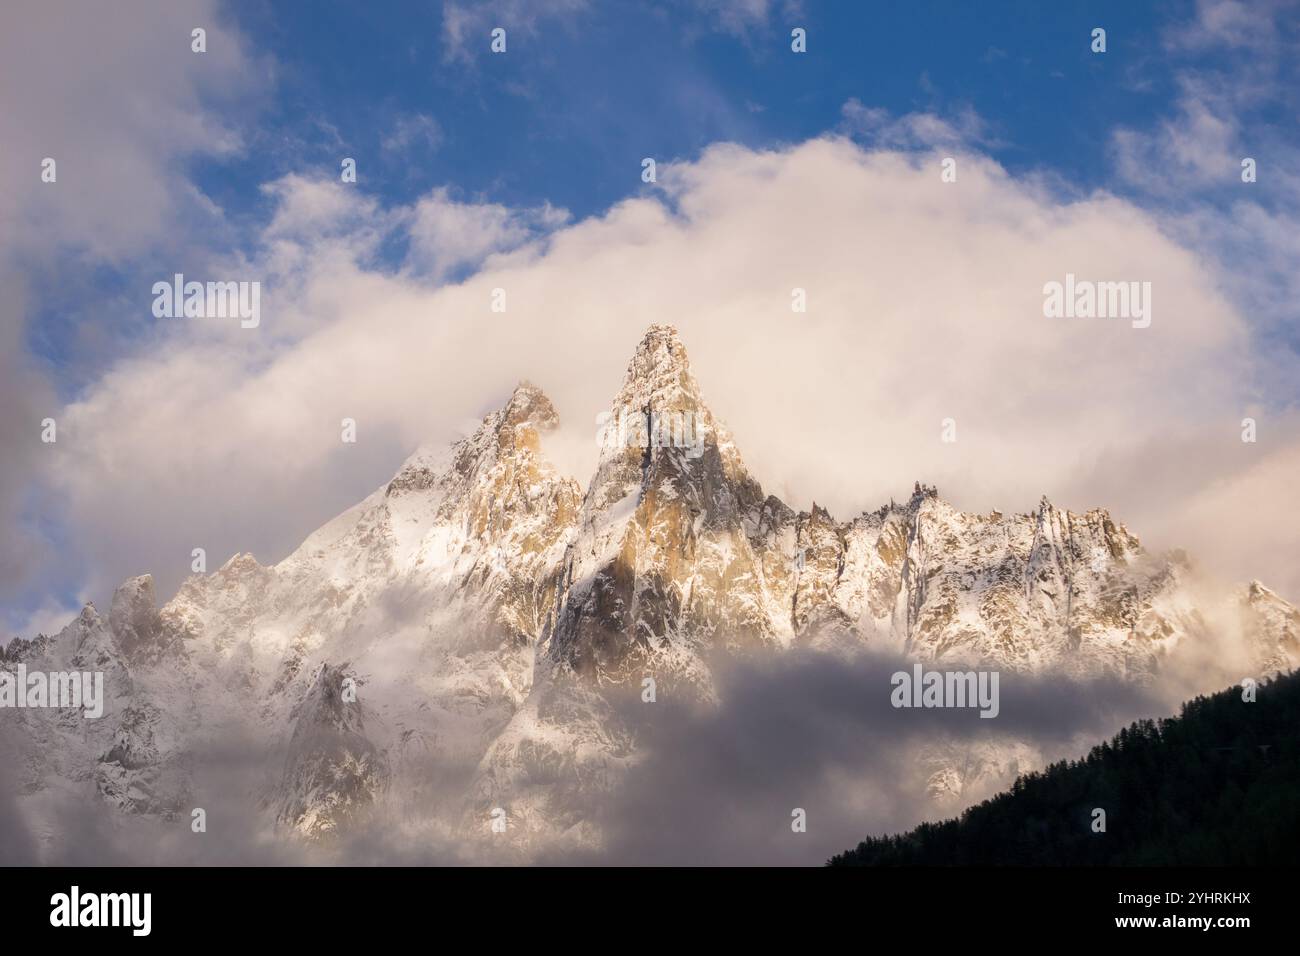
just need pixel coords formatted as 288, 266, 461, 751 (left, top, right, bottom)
4, 325, 1296, 860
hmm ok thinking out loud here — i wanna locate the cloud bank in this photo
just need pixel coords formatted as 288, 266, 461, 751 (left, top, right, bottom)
0, 646, 1173, 866
0, 0, 265, 618
13, 132, 1293, 628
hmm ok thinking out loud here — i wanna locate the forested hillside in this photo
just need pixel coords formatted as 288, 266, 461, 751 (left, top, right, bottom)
830, 670, 1300, 866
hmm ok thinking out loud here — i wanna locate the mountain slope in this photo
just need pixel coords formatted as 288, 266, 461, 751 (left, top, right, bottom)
828, 669, 1300, 866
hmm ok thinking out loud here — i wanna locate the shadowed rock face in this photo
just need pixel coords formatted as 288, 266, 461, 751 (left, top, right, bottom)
466, 327, 1300, 851
545, 325, 793, 691
7, 325, 1298, 858
1239, 581, 1300, 674
108, 575, 183, 666
542, 326, 1272, 691
275, 663, 389, 838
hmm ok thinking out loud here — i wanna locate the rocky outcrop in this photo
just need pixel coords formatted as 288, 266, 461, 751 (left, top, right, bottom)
7, 325, 1296, 859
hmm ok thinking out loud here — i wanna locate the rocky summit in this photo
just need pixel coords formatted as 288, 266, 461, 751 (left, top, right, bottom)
4, 326, 1296, 859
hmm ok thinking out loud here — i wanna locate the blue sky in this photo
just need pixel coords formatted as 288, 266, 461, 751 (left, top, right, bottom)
3, 0, 1299, 637
19, 0, 1300, 386
24, 0, 1300, 387
204, 1, 1187, 234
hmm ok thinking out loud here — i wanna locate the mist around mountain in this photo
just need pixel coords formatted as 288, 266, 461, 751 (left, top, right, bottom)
2, 326, 1296, 865
828, 669, 1300, 866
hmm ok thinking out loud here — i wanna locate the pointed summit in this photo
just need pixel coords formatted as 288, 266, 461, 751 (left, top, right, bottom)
588, 325, 740, 516
501, 381, 559, 433
109, 574, 179, 664
387, 381, 561, 500
611, 324, 704, 420
383, 379, 578, 557
545, 325, 789, 687
625, 324, 691, 381
16, 311, 1300, 859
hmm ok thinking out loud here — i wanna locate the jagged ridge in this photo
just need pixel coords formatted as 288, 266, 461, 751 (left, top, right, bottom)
5, 325, 1296, 858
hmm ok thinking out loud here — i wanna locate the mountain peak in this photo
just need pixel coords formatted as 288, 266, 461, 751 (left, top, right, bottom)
17, 319, 1300, 859
636, 323, 683, 350
109, 573, 175, 664
501, 380, 558, 433
618, 324, 699, 407
586, 326, 724, 508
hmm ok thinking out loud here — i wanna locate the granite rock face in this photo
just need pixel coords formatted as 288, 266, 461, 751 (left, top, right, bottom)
7, 326, 1295, 859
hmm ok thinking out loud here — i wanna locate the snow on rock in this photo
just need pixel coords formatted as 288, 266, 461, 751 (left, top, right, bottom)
7, 325, 1297, 859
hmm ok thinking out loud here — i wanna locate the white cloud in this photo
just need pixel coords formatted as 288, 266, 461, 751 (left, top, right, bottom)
691, 0, 782, 37
1164, 0, 1286, 52
441, 0, 590, 63
0, 0, 264, 262
0, 0, 265, 615
440, 0, 805, 60
1114, 0, 1297, 198
32, 134, 1300, 623
405, 188, 569, 282
381, 113, 445, 156
1109, 0, 1300, 408
841, 99, 993, 151
1110, 81, 1239, 194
